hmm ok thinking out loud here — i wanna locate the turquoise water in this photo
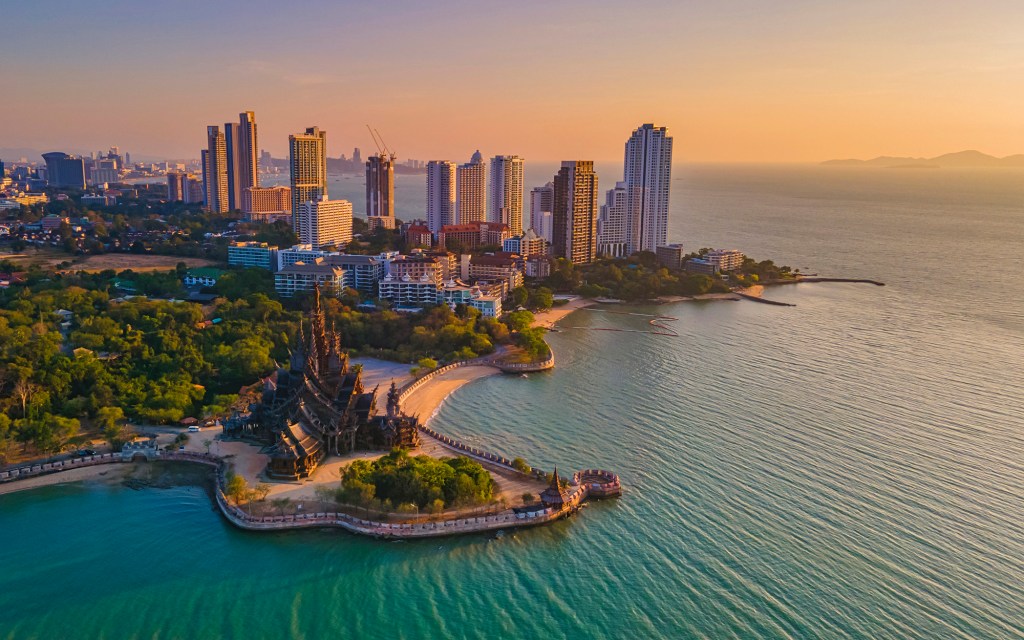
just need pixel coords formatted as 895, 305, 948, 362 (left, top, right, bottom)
2, 166, 1023, 639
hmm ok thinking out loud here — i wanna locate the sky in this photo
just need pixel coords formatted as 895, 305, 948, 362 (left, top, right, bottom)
2, 0, 1023, 163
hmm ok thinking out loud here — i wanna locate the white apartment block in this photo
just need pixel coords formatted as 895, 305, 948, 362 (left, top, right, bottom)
293, 196, 352, 250
624, 124, 673, 253
426, 160, 456, 235
488, 155, 524, 235
598, 181, 633, 258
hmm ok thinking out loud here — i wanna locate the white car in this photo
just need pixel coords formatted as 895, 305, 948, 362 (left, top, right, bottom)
187, 425, 200, 433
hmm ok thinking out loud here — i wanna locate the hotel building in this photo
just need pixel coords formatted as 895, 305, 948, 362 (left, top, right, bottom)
624, 123, 673, 253
552, 161, 599, 265
289, 126, 328, 216
202, 126, 229, 213
293, 196, 353, 249
456, 151, 486, 224
488, 155, 524, 234
426, 160, 456, 235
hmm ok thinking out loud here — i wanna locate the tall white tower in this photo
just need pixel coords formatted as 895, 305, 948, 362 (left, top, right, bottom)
488, 155, 525, 235
623, 124, 673, 253
426, 160, 456, 235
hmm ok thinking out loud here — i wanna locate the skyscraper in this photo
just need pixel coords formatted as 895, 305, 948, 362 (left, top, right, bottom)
597, 181, 634, 258
552, 161, 599, 265
238, 111, 259, 192
623, 123, 673, 253
41, 152, 86, 189
289, 126, 328, 217
456, 151, 486, 224
529, 182, 554, 242
167, 172, 186, 202
202, 126, 229, 213
426, 160, 456, 235
224, 122, 243, 211
294, 196, 353, 249
488, 155, 524, 234
365, 153, 396, 229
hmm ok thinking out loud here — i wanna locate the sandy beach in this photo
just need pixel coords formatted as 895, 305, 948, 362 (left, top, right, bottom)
531, 297, 594, 329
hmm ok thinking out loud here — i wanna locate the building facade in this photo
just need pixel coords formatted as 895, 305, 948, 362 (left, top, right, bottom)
488, 155, 524, 234
655, 244, 686, 270
624, 123, 673, 253
366, 153, 396, 229
203, 126, 229, 213
597, 181, 634, 258
552, 161, 599, 265
289, 126, 328, 216
456, 151, 486, 224
274, 259, 346, 297
503, 228, 547, 257
529, 182, 554, 242
41, 152, 86, 189
437, 221, 511, 251
228, 241, 278, 270
426, 160, 456, 235
294, 196, 353, 249
243, 186, 291, 221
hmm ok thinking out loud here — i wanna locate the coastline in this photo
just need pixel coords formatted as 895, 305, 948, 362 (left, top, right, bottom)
0, 463, 131, 496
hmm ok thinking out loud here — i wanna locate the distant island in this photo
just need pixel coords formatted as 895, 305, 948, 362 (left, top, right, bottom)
821, 150, 1024, 169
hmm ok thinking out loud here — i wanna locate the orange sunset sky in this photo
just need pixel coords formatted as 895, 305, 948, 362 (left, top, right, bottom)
3, 0, 1023, 163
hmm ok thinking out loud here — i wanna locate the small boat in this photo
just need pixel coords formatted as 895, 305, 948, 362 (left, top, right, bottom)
520, 373, 528, 379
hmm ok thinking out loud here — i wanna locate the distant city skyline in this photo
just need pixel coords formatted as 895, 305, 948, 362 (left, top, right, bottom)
4, 1, 1021, 163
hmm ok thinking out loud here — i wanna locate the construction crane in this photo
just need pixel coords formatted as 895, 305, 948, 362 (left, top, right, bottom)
366, 124, 397, 161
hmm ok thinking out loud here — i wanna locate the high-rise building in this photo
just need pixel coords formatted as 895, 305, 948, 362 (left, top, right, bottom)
167, 172, 186, 202
552, 161, 599, 265
289, 126, 328, 217
0, 159, 5, 178
426, 160, 456, 235
366, 153, 396, 229
352, 148, 362, 165
238, 111, 259, 191
293, 196, 353, 249
529, 182, 554, 242
623, 123, 673, 253
224, 122, 243, 210
456, 151, 486, 224
202, 126, 229, 213
41, 152, 86, 189
597, 181, 635, 258
488, 155, 524, 234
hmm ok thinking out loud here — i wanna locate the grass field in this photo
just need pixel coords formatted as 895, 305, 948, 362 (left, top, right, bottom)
2, 248, 218, 272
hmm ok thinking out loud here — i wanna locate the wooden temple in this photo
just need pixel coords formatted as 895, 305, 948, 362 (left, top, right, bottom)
225, 286, 419, 480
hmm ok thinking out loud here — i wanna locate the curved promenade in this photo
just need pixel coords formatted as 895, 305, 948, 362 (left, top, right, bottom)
1, 442, 620, 540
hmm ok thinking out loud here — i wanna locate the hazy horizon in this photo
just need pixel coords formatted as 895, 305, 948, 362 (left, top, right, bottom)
3, 0, 1023, 163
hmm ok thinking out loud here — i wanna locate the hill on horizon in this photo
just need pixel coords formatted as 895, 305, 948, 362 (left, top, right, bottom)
822, 150, 1024, 168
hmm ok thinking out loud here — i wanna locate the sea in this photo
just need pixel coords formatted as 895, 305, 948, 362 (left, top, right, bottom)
1, 165, 1022, 639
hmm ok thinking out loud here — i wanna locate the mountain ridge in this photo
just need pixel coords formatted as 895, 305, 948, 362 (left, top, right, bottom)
822, 150, 1024, 168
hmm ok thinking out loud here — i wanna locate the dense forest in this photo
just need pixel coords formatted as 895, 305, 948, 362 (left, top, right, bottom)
0, 268, 542, 463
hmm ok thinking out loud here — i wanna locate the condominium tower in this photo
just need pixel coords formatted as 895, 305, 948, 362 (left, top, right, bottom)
426, 160, 456, 235
488, 155, 524, 235
552, 161, 599, 265
366, 153, 396, 229
289, 126, 328, 219
529, 182, 554, 243
456, 151, 486, 224
202, 126, 229, 213
224, 111, 259, 211
623, 123, 673, 253
597, 181, 633, 258
294, 196, 353, 249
